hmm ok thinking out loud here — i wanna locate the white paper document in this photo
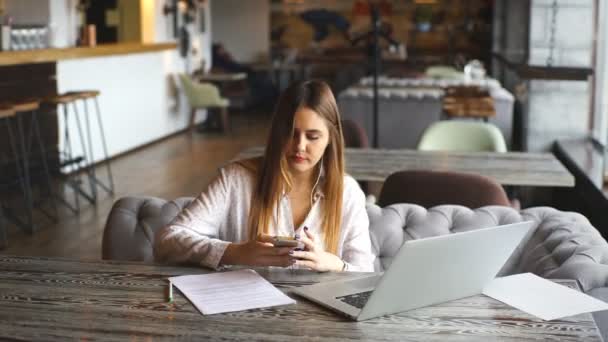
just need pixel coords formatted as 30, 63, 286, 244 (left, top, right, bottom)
169, 269, 295, 315
482, 273, 608, 321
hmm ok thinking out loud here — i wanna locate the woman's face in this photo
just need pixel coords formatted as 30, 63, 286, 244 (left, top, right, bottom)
287, 107, 330, 177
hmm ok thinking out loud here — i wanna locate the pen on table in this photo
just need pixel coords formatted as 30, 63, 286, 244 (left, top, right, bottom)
167, 280, 173, 303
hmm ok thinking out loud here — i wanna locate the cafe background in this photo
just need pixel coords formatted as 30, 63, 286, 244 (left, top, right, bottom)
0, 0, 213, 164
0, 0, 606, 254
270, 0, 493, 66
1, 0, 603, 157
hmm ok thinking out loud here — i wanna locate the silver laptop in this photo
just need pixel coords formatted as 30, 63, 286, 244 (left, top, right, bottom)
293, 221, 534, 321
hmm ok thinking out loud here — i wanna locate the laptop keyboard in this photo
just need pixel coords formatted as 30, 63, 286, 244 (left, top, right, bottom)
336, 291, 373, 309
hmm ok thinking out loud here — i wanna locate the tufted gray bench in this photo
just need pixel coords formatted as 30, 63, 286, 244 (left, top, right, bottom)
337, 77, 515, 149
103, 196, 608, 338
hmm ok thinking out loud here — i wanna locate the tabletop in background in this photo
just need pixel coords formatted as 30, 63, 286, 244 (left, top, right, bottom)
235, 146, 575, 187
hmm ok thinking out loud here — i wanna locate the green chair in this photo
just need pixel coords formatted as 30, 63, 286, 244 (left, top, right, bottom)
178, 74, 230, 133
417, 121, 507, 152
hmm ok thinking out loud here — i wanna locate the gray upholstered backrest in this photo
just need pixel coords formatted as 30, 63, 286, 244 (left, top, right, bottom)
103, 197, 608, 291
102, 197, 192, 262
366, 203, 524, 272
367, 203, 608, 291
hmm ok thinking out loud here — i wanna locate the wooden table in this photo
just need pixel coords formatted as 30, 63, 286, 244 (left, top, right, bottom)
0, 255, 600, 341
235, 146, 575, 187
251, 63, 303, 91
197, 72, 247, 82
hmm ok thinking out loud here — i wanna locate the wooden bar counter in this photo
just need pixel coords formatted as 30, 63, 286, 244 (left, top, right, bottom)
0, 42, 179, 166
0, 42, 177, 66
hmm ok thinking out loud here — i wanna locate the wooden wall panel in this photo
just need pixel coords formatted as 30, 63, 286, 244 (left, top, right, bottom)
0, 63, 59, 175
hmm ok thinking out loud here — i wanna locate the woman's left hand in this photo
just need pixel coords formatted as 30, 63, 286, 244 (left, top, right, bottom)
291, 228, 345, 272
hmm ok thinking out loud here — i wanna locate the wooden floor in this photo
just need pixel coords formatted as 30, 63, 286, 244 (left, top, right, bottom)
1, 111, 271, 260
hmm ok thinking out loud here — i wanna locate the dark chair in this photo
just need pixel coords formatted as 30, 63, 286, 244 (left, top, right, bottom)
378, 170, 510, 208
341, 119, 369, 148
341, 119, 369, 193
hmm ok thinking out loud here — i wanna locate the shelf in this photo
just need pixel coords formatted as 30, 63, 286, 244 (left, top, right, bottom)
0, 42, 177, 67
492, 53, 593, 81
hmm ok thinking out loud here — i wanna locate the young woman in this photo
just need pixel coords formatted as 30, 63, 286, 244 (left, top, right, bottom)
154, 80, 374, 272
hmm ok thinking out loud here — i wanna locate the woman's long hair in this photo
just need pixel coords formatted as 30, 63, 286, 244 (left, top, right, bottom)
246, 80, 345, 253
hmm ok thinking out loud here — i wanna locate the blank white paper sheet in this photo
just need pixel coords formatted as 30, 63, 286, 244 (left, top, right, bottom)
170, 269, 295, 315
483, 273, 608, 321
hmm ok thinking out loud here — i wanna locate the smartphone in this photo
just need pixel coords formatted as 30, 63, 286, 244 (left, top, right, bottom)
272, 236, 302, 248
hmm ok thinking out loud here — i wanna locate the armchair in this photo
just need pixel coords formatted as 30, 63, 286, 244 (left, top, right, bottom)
418, 121, 507, 152
102, 196, 608, 339
177, 74, 230, 133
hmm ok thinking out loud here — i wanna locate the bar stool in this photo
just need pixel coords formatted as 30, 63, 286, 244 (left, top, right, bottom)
66, 90, 115, 201
2, 100, 58, 233
44, 93, 93, 212
0, 104, 22, 246
16, 99, 59, 227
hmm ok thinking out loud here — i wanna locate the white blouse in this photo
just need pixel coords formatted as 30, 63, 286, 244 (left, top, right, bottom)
154, 162, 375, 272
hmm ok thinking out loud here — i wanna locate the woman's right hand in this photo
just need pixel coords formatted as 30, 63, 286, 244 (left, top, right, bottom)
220, 234, 295, 267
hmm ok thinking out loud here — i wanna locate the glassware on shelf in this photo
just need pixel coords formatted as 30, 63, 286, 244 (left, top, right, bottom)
8, 25, 50, 51
464, 60, 486, 83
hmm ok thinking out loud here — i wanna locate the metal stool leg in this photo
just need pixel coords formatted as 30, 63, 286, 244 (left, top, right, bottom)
60, 103, 81, 214
92, 97, 115, 194
2, 117, 31, 236
5, 118, 29, 214
21, 109, 58, 223
72, 101, 97, 204
62, 102, 94, 206
81, 99, 100, 200
14, 113, 34, 233
29, 109, 59, 222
